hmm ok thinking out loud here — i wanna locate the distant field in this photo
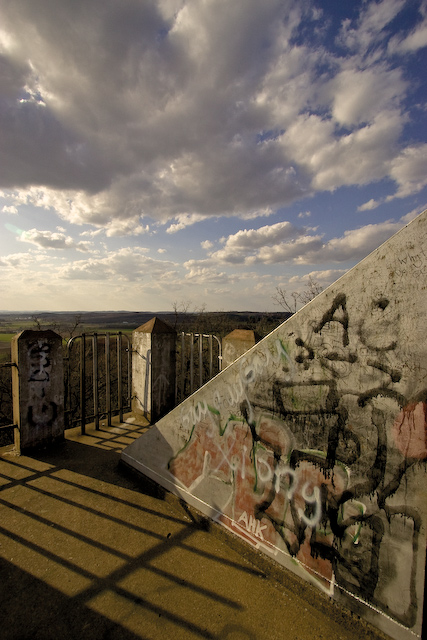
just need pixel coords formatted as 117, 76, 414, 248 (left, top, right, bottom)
0, 334, 15, 342
0, 328, 133, 350
0, 310, 287, 345
0, 334, 14, 350
0, 335, 12, 359
0, 321, 34, 332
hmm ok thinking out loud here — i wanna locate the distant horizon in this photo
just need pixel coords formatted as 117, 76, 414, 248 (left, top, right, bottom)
0, 309, 287, 315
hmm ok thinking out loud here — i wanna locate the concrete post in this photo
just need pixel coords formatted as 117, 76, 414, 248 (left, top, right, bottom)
222, 329, 259, 368
11, 330, 64, 452
132, 317, 176, 423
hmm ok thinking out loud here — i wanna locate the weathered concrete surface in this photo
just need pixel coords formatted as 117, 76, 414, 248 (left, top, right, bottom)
11, 330, 64, 452
122, 210, 427, 640
0, 419, 390, 640
132, 317, 176, 422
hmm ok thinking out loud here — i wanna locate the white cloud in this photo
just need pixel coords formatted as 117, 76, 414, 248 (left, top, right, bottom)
282, 110, 404, 192
0, 0, 424, 234
200, 220, 320, 266
358, 198, 381, 211
288, 269, 347, 287
104, 219, 150, 237
2, 205, 18, 215
338, 0, 406, 53
183, 258, 213, 270
327, 66, 406, 127
0, 251, 44, 268
59, 247, 174, 282
388, 18, 427, 53
387, 144, 427, 198
252, 234, 324, 265
221, 221, 301, 250
201, 215, 412, 268
294, 220, 405, 264
201, 240, 213, 250
184, 266, 230, 284
166, 213, 207, 233
308, 269, 347, 282
18, 228, 91, 252
2, 205, 18, 214
80, 228, 104, 238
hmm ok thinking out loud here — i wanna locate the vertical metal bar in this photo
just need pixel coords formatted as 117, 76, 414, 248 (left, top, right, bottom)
66, 331, 133, 431
127, 334, 132, 411
105, 333, 111, 426
117, 332, 123, 423
93, 333, 99, 430
180, 332, 185, 401
66, 339, 73, 428
209, 334, 213, 379
213, 335, 222, 372
198, 333, 203, 388
80, 334, 86, 435
175, 340, 178, 406
190, 333, 194, 395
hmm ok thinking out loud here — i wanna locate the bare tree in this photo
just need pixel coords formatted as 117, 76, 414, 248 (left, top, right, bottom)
65, 314, 83, 340
272, 288, 300, 314
32, 314, 81, 338
299, 276, 324, 305
172, 299, 193, 330
273, 276, 323, 314
31, 315, 42, 330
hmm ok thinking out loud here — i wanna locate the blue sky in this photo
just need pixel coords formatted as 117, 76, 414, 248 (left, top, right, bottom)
0, 0, 426, 312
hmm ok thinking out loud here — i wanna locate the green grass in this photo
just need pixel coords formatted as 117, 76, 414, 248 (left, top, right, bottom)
1, 321, 34, 331
0, 334, 14, 343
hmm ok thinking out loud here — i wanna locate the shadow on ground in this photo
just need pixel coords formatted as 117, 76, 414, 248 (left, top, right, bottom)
0, 424, 270, 640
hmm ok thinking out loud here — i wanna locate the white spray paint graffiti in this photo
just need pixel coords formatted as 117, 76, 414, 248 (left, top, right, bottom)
177, 338, 323, 539
181, 338, 295, 430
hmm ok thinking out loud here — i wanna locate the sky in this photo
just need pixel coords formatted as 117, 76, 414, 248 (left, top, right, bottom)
0, 0, 426, 313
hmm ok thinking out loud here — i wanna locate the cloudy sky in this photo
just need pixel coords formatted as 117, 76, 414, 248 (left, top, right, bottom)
0, 0, 426, 312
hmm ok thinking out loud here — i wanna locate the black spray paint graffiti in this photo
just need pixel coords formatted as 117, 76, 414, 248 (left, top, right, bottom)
27, 340, 58, 430
28, 340, 51, 383
249, 293, 425, 628
171, 292, 426, 632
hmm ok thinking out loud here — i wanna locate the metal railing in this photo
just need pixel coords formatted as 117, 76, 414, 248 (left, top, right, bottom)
65, 332, 132, 434
177, 332, 222, 403
2, 330, 222, 441
0, 362, 17, 445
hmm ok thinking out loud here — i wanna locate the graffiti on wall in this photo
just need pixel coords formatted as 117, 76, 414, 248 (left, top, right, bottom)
168, 293, 427, 630
27, 339, 58, 430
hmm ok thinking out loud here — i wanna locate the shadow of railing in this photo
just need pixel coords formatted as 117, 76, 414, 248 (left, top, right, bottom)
0, 432, 265, 640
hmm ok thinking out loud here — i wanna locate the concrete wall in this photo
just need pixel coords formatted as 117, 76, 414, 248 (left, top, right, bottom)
132, 317, 176, 422
122, 210, 427, 640
11, 329, 64, 451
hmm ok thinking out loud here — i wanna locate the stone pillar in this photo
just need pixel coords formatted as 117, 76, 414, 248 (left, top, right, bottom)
11, 330, 64, 452
222, 329, 259, 368
132, 317, 176, 423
